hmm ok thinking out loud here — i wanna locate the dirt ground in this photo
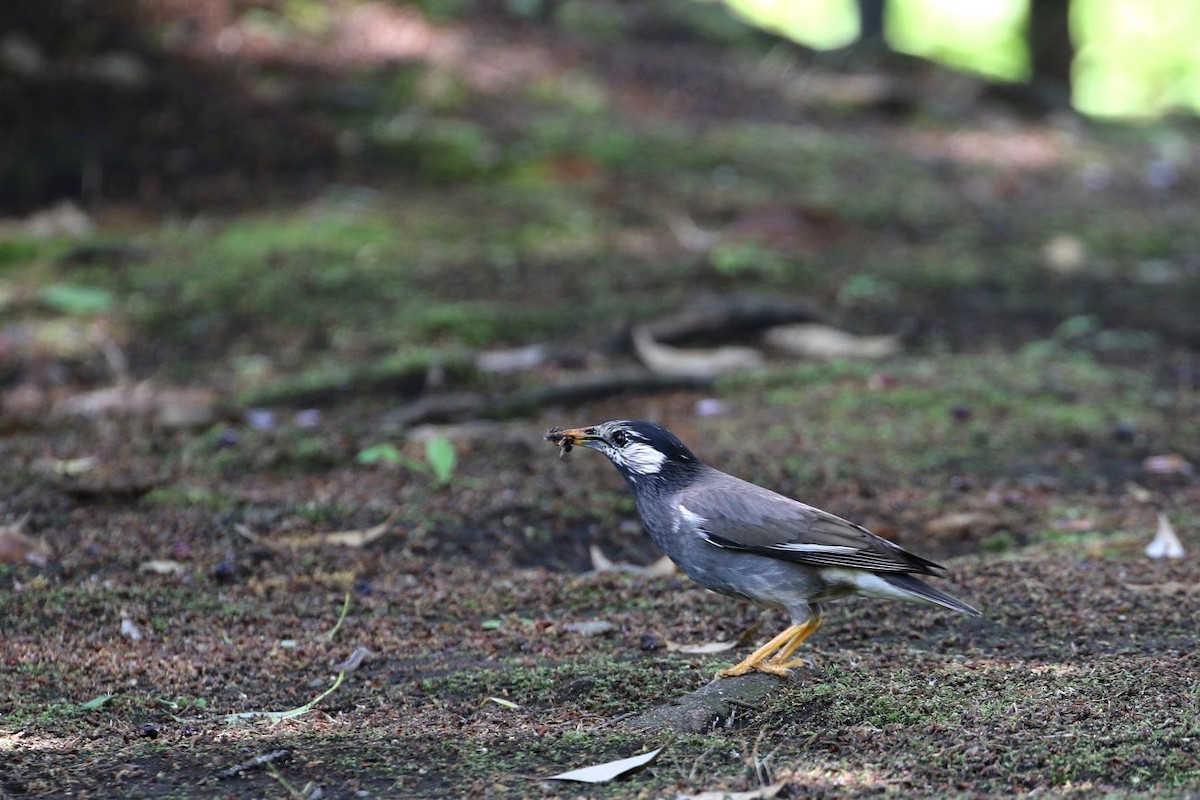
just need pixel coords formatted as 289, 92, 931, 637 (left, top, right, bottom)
2, 3, 1200, 798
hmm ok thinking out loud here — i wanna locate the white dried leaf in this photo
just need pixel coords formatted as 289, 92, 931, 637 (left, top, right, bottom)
633, 326, 763, 378
283, 520, 391, 549
120, 616, 143, 642
1041, 234, 1087, 275
55, 381, 217, 429
1145, 513, 1185, 559
487, 697, 519, 709
139, 559, 187, 576
587, 546, 676, 578
765, 323, 899, 361
476, 345, 547, 373
1142, 454, 1194, 476
679, 780, 789, 800
0, 515, 51, 567
589, 544, 614, 571
330, 646, 373, 672
665, 639, 737, 654
48, 456, 98, 476
565, 620, 616, 637
646, 555, 676, 577
546, 747, 663, 783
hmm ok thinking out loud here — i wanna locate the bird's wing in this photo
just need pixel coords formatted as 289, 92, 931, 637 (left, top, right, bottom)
677, 474, 943, 575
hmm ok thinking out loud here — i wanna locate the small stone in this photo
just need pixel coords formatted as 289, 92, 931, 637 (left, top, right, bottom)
557, 676, 598, 701
294, 409, 322, 429
1112, 421, 1136, 443
639, 632, 663, 651
245, 409, 275, 431
140, 723, 159, 738
211, 560, 238, 584
565, 620, 616, 637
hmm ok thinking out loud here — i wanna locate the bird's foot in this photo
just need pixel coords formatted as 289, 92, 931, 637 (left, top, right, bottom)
716, 661, 794, 679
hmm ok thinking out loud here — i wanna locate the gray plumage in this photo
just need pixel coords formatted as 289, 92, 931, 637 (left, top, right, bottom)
547, 419, 978, 676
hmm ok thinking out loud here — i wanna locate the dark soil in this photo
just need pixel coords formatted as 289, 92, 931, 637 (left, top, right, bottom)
2, 2, 1199, 798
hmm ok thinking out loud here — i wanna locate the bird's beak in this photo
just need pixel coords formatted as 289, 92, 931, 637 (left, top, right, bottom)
545, 426, 602, 456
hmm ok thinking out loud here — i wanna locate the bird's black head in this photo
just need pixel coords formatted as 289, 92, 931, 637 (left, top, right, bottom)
546, 420, 702, 486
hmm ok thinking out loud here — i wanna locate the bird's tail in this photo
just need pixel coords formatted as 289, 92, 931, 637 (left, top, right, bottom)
881, 574, 981, 617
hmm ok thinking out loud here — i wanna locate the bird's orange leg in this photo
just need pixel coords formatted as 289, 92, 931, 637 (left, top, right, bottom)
765, 610, 824, 669
716, 624, 804, 678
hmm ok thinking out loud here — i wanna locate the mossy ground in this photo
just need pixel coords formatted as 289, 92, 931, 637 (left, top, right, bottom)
3, 4, 1200, 798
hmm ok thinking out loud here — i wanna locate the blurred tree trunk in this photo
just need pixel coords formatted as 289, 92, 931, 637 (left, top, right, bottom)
858, 0, 886, 45
1028, 0, 1073, 94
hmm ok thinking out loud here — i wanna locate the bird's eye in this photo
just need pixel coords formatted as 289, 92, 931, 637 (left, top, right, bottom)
611, 430, 629, 447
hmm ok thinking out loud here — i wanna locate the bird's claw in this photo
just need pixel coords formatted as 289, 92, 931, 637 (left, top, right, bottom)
716, 662, 795, 679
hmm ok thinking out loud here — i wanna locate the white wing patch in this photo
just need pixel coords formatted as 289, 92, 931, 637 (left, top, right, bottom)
680, 505, 725, 547
770, 542, 860, 555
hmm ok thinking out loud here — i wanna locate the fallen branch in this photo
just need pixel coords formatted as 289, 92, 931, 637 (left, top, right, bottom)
620, 673, 793, 734
642, 296, 826, 345
387, 370, 712, 428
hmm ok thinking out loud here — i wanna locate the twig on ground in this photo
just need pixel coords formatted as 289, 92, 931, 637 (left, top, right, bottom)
324, 592, 352, 641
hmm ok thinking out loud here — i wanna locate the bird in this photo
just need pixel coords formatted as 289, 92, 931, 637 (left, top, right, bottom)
546, 420, 979, 678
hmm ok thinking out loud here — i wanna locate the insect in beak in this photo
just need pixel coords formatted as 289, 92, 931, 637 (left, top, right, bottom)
545, 428, 576, 457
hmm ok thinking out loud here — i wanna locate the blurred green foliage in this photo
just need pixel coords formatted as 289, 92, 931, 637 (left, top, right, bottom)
726, 0, 1200, 117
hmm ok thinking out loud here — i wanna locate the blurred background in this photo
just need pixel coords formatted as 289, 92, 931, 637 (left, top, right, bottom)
3, 2, 1200, 795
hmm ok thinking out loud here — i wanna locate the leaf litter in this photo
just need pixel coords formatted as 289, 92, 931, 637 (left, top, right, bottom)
1145, 512, 1186, 559
546, 747, 664, 783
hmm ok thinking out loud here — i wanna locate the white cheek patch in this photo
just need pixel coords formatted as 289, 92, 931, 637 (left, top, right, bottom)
608, 441, 668, 474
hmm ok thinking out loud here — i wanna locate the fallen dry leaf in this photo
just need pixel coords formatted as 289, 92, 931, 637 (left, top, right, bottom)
679, 780, 789, 800
475, 344, 547, 373
588, 545, 675, 578
725, 205, 846, 249
546, 747, 663, 784
665, 639, 738, 654
282, 520, 392, 549
923, 511, 1000, 537
120, 615, 143, 642
1145, 513, 1185, 559
330, 646, 373, 672
764, 323, 900, 361
565, 620, 617, 637
139, 559, 188, 576
1141, 454, 1194, 476
1052, 516, 1101, 533
54, 381, 218, 429
47, 456, 98, 476
1041, 234, 1087, 275
633, 326, 763, 378
0, 516, 51, 567
1126, 483, 1154, 503
667, 212, 721, 252
1124, 581, 1200, 595
487, 696, 520, 709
